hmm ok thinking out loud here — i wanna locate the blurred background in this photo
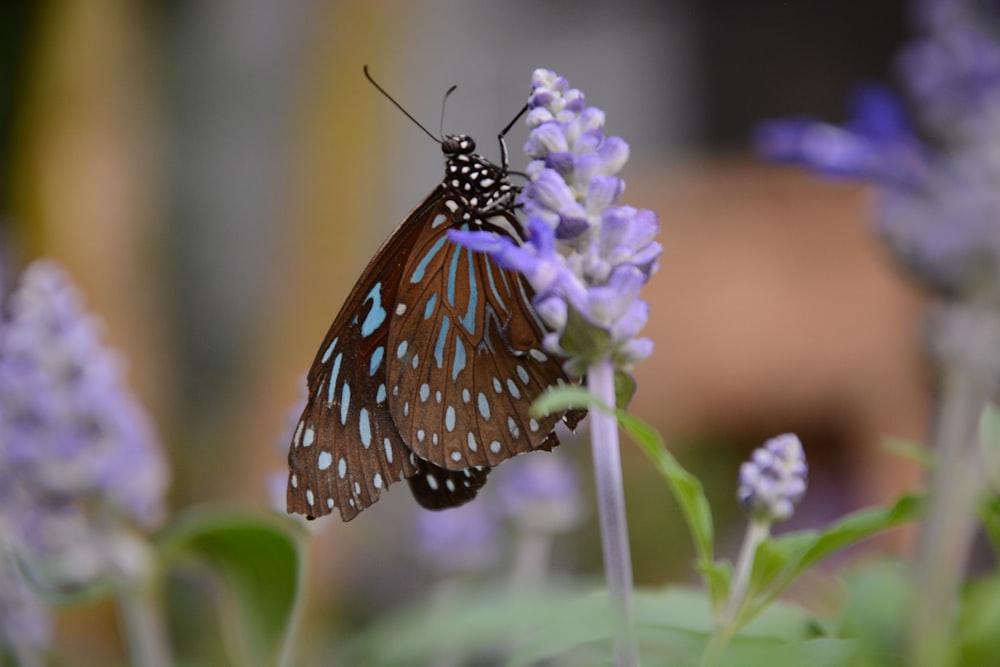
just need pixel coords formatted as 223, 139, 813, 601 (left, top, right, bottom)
0, 0, 930, 663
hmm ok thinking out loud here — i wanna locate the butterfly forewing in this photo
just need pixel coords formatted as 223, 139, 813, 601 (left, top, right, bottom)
288, 190, 449, 520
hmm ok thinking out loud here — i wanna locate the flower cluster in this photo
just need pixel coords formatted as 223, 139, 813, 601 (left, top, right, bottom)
754, 1, 1000, 299
451, 69, 661, 376
0, 260, 169, 590
737, 434, 808, 523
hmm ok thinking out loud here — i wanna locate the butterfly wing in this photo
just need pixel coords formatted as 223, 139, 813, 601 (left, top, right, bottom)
288, 187, 473, 521
288, 138, 585, 521
387, 207, 580, 474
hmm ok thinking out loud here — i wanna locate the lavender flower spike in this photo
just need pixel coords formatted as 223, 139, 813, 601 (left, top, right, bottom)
737, 434, 808, 523
452, 67, 659, 667
450, 68, 661, 376
0, 259, 170, 589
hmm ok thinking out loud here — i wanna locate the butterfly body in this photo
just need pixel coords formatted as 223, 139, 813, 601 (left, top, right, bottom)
287, 134, 581, 521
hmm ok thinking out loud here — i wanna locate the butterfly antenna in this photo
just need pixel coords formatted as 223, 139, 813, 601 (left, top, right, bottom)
498, 104, 528, 171
363, 65, 439, 144
439, 84, 458, 139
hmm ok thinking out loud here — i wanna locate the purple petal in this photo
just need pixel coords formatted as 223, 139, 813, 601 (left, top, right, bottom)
530, 168, 578, 213
586, 176, 624, 214
525, 123, 569, 157
598, 137, 630, 174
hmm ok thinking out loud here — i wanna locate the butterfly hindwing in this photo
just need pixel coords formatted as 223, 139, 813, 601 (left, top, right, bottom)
387, 208, 575, 471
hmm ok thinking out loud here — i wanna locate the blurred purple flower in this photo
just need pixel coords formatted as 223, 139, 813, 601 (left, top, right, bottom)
755, 1, 1000, 299
0, 259, 169, 589
902, 0, 1000, 135
737, 434, 808, 523
414, 503, 501, 574
451, 68, 661, 375
754, 84, 930, 187
497, 454, 583, 533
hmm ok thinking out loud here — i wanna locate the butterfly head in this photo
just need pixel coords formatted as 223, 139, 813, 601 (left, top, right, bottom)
441, 134, 476, 157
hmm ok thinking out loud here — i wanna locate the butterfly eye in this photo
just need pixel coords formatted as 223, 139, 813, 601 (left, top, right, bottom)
442, 135, 475, 156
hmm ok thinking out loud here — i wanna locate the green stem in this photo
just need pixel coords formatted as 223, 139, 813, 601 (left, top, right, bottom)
509, 529, 553, 593
910, 306, 996, 667
115, 576, 171, 667
701, 519, 770, 666
722, 519, 770, 627
587, 357, 638, 667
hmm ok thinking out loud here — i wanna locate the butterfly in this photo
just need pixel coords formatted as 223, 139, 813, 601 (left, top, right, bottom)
286, 72, 584, 521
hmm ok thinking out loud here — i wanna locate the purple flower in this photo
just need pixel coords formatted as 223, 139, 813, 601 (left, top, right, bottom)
754, 85, 929, 187
450, 68, 661, 375
901, 0, 1000, 136
414, 503, 501, 574
756, 1, 1000, 299
0, 260, 169, 589
497, 454, 583, 533
737, 434, 808, 523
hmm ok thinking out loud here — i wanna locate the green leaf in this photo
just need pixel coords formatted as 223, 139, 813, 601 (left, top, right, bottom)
699, 561, 733, 618
558, 307, 612, 367
746, 495, 923, 613
531, 384, 601, 417
837, 561, 911, 662
615, 369, 637, 409
346, 584, 592, 666
880, 436, 933, 468
532, 387, 721, 603
157, 506, 306, 667
978, 494, 1000, 554
707, 638, 857, 667
616, 412, 716, 578
958, 574, 1000, 664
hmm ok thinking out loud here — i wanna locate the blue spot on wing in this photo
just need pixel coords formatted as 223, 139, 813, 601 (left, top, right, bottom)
461, 248, 478, 333
410, 237, 448, 283
340, 383, 351, 424
321, 336, 338, 363
361, 284, 386, 337
369, 346, 384, 376
452, 338, 466, 380
446, 245, 461, 306
435, 315, 450, 368
359, 408, 372, 447
484, 258, 505, 309
424, 292, 438, 320
328, 353, 343, 404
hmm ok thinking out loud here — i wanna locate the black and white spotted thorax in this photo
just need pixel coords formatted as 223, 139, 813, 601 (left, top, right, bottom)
441, 134, 519, 224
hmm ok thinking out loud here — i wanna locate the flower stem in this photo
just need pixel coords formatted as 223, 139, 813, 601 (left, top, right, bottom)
509, 529, 553, 593
587, 357, 638, 667
115, 576, 171, 667
723, 519, 770, 627
700, 519, 769, 666
910, 305, 997, 667
910, 368, 989, 666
